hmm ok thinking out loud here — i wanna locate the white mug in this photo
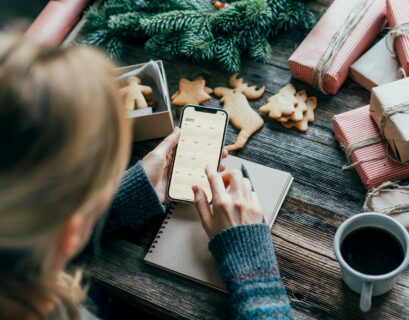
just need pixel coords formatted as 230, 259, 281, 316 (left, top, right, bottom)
334, 212, 409, 312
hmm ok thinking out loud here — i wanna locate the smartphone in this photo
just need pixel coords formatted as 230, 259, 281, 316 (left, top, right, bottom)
167, 105, 229, 203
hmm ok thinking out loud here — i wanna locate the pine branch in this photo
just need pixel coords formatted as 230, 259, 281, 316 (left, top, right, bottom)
81, 29, 110, 46
103, 0, 147, 15
248, 36, 272, 63
140, 10, 210, 36
82, 6, 109, 33
179, 28, 216, 61
145, 0, 195, 12
273, 0, 316, 32
107, 12, 147, 33
80, 0, 317, 72
104, 36, 124, 58
216, 37, 241, 73
183, 0, 215, 11
145, 32, 188, 56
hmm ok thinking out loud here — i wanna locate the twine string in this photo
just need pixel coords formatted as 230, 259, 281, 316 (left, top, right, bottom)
364, 181, 409, 216
386, 22, 409, 57
399, 67, 407, 79
312, 0, 374, 94
380, 102, 409, 131
342, 102, 409, 169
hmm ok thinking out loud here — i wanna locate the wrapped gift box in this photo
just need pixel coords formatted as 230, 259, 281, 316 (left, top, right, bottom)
370, 77, 409, 162
289, 0, 385, 94
350, 36, 401, 91
333, 105, 409, 189
364, 181, 409, 228
117, 60, 174, 142
387, 0, 409, 76
25, 0, 91, 46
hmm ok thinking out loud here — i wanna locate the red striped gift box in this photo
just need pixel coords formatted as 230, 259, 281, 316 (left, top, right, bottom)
333, 105, 409, 189
289, 0, 386, 95
387, 0, 409, 76
25, 0, 91, 46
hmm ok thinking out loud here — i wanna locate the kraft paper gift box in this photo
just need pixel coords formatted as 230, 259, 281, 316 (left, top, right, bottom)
25, 0, 91, 46
332, 105, 409, 189
387, 0, 409, 76
289, 0, 385, 95
364, 181, 409, 228
370, 77, 409, 162
350, 36, 401, 91
118, 60, 174, 142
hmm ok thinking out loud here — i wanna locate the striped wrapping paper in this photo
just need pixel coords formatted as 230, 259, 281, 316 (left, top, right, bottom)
333, 105, 409, 189
387, 0, 409, 75
25, 0, 91, 46
289, 0, 386, 95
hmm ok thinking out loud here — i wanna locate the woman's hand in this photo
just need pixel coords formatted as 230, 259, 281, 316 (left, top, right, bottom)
143, 128, 228, 203
143, 128, 181, 203
192, 166, 263, 239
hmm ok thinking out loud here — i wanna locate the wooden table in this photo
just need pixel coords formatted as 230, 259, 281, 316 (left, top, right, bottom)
80, 1, 409, 319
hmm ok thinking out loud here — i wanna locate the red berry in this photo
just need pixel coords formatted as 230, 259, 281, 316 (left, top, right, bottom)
214, 1, 223, 9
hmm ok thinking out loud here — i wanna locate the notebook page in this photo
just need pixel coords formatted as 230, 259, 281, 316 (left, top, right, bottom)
144, 155, 293, 291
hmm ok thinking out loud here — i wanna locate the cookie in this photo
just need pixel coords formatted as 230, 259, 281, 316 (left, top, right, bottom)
119, 76, 154, 111
277, 90, 308, 122
259, 84, 297, 119
214, 73, 265, 151
171, 77, 213, 106
281, 96, 317, 132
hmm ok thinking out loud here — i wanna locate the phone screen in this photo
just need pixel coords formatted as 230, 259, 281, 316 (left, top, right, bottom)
168, 106, 228, 203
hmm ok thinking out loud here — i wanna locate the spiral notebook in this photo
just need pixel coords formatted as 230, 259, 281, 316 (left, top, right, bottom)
144, 156, 293, 292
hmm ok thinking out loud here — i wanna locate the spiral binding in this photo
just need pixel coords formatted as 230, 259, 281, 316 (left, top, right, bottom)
147, 200, 176, 254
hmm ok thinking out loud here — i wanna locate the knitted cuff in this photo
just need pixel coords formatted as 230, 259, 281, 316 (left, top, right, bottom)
208, 224, 279, 282
105, 161, 165, 232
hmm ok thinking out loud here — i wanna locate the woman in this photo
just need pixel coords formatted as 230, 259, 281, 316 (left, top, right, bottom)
0, 33, 292, 319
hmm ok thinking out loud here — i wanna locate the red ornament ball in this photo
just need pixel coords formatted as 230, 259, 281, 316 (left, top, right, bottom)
214, 1, 223, 9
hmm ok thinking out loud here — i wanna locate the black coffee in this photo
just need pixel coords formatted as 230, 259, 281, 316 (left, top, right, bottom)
341, 227, 404, 275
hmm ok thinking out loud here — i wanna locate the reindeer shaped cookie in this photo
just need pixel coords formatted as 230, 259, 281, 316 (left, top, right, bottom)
214, 73, 265, 151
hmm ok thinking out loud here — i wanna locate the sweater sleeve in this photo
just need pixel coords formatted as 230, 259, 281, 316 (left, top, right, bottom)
104, 161, 165, 233
208, 224, 293, 320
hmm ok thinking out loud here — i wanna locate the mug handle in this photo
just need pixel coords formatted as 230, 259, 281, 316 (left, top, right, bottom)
360, 281, 373, 312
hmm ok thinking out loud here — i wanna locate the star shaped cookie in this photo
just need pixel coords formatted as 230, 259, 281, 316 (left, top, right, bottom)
171, 77, 213, 107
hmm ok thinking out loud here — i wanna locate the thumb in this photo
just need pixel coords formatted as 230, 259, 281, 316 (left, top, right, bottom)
155, 127, 181, 156
192, 185, 212, 230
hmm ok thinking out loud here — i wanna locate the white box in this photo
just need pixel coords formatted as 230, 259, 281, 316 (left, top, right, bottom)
117, 60, 174, 142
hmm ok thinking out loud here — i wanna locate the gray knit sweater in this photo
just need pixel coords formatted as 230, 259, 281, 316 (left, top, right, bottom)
84, 161, 293, 319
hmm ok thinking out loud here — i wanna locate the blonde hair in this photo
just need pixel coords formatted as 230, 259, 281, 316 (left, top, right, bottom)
0, 34, 131, 319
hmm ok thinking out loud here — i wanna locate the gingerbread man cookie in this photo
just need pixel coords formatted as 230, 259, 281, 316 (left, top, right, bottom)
281, 96, 317, 132
171, 77, 213, 106
119, 76, 154, 111
259, 84, 297, 119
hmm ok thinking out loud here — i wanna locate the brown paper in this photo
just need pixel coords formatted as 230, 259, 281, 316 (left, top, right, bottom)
364, 184, 409, 229
350, 36, 401, 92
370, 77, 409, 162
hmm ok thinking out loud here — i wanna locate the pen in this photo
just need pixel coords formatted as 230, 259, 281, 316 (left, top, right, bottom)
240, 164, 254, 192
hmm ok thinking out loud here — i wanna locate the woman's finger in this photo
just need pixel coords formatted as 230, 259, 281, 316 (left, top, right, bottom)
251, 192, 263, 213
219, 162, 226, 172
222, 148, 228, 159
243, 178, 252, 200
192, 185, 212, 229
222, 170, 244, 196
205, 166, 227, 199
